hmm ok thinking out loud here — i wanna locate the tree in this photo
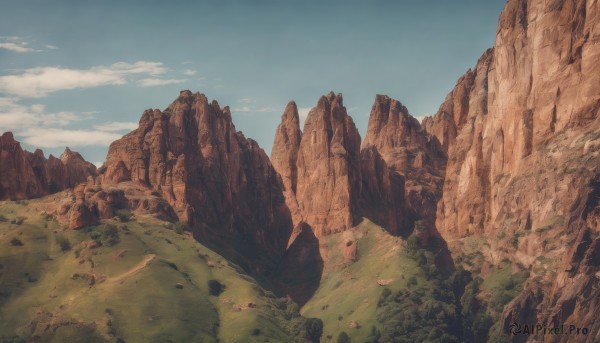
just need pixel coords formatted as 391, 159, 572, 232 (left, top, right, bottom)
304, 318, 323, 343
337, 331, 350, 343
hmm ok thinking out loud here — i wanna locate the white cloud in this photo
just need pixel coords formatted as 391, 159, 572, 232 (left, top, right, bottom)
239, 97, 255, 104
182, 69, 196, 76
45, 44, 59, 50
0, 97, 127, 149
298, 107, 312, 120
94, 121, 138, 131
0, 61, 168, 97
0, 36, 45, 53
298, 107, 312, 127
0, 42, 35, 53
138, 78, 186, 87
231, 105, 279, 113
19, 127, 122, 148
0, 97, 84, 128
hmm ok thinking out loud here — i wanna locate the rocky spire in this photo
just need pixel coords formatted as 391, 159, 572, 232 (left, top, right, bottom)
294, 92, 362, 237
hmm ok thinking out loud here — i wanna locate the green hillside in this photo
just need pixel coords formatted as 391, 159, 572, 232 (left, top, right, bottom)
0, 196, 307, 343
302, 219, 463, 343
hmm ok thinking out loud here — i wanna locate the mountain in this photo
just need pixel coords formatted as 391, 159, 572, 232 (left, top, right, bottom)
422, 0, 600, 340
100, 90, 293, 275
0, 132, 97, 201
1, 0, 599, 342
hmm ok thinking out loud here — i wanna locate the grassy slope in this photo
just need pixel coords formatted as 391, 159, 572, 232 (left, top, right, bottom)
0, 196, 297, 343
301, 219, 429, 342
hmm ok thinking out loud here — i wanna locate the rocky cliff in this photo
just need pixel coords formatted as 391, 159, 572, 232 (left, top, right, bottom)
270, 101, 304, 238
294, 92, 363, 237
423, 0, 600, 340
363, 94, 446, 233
0, 132, 97, 201
101, 90, 293, 271
270, 92, 448, 238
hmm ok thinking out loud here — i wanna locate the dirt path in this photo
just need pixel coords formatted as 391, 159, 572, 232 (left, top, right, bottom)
109, 254, 157, 284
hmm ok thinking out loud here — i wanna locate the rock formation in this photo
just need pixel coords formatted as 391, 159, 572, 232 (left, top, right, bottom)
270, 101, 303, 235
295, 92, 363, 237
363, 95, 446, 232
359, 145, 408, 235
0, 132, 97, 201
422, 0, 600, 339
101, 90, 293, 270
270, 92, 364, 238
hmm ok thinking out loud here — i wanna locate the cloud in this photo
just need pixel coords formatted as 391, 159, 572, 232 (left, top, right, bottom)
231, 105, 279, 113
0, 97, 85, 128
19, 127, 122, 148
0, 97, 127, 148
45, 44, 59, 50
94, 121, 138, 131
0, 42, 35, 53
182, 69, 196, 76
298, 107, 312, 120
0, 36, 44, 53
239, 97, 255, 104
138, 78, 186, 87
0, 61, 168, 97
297, 107, 312, 127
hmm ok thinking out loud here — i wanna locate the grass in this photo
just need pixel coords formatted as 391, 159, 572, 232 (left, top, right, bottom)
534, 215, 564, 233
480, 263, 529, 315
301, 219, 427, 342
0, 195, 301, 343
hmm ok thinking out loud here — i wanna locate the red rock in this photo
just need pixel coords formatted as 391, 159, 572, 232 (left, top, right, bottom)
68, 184, 99, 230
294, 92, 362, 237
422, 0, 600, 335
270, 101, 303, 236
102, 91, 293, 267
362, 95, 446, 232
359, 145, 409, 235
0, 132, 96, 201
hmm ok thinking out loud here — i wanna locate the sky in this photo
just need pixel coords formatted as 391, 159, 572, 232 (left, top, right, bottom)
0, 0, 506, 166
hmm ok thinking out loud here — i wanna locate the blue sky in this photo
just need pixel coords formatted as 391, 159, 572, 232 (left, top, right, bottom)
0, 0, 505, 165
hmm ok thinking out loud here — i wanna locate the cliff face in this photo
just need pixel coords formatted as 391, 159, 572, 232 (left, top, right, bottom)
363, 95, 446, 232
423, 0, 600, 339
294, 92, 363, 237
270, 101, 303, 235
270, 93, 447, 238
102, 91, 293, 270
0, 132, 97, 200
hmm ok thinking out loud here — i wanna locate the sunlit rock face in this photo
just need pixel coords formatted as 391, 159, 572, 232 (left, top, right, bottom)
423, 0, 600, 339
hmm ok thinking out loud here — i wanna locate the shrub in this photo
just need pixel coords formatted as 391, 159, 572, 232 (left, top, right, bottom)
378, 287, 392, 307
56, 234, 71, 251
337, 331, 350, 343
101, 225, 120, 246
208, 279, 224, 296
11, 217, 25, 225
365, 326, 381, 343
10, 238, 23, 246
406, 233, 420, 251
304, 318, 323, 343
174, 222, 187, 234
115, 209, 132, 222
407, 276, 418, 287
